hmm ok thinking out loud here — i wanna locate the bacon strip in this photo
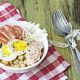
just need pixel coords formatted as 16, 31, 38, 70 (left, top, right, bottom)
0, 25, 24, 44
0, 28, 11, 41
0, 33, 8, 44
12, 25, 23, 39
3, 25, 15, 39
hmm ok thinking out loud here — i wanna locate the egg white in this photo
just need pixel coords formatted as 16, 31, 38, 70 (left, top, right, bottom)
0, 44, 17, 61
0, 39, 27, 61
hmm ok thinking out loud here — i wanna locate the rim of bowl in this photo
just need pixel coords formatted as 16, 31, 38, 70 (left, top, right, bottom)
0, 21, 48, 71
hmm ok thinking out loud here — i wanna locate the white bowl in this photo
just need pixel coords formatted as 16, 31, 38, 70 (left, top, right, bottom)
0, 21, 48, 73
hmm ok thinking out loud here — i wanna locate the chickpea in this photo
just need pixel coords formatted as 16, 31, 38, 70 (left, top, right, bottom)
19, 60, 26, 67
20, 64, 26, 68
24, 60, 27, 65
10, 64, 14, 67
13, 59, 19, 64
23, 53, 26, 58
19, 61, 23, 64
1, 60, 8, 65
8, 61, 13, 66
12, 64, 20, 68
18, 55, 24, 61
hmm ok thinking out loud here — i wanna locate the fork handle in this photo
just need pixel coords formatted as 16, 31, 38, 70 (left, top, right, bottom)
67, 39, 80, 76
69, 45, 80, 76
67, 38, 80, 62
73, 47, 80, 62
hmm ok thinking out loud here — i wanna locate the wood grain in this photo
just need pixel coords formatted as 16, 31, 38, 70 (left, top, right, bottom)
0, 0, 80, 80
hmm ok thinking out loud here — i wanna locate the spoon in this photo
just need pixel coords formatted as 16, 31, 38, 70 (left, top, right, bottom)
51, 10, 80, 76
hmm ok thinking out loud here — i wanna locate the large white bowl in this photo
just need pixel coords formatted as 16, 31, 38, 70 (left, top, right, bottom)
0, 21, 48, 73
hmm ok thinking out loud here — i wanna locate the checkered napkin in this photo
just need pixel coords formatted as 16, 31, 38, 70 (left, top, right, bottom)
0, 2, 70, 80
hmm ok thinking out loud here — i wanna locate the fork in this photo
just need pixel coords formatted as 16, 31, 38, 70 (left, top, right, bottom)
51, 10, 80, 76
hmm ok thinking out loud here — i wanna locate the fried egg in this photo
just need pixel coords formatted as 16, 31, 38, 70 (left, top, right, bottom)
0, 39, 27, 61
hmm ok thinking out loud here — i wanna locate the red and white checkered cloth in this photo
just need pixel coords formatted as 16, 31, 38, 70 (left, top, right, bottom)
0, 2, 70, 80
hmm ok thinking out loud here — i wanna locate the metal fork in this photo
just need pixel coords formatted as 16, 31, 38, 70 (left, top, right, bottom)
51, 10, 80, 76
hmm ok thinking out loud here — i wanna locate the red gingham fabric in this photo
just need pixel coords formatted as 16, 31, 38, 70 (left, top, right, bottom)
0, 2, 70, 80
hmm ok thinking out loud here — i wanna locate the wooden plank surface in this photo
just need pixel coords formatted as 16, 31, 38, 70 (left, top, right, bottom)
0, 0, 80, 80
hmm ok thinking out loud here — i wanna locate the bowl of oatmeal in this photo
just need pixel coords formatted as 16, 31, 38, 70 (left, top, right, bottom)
0, 21, 48, 73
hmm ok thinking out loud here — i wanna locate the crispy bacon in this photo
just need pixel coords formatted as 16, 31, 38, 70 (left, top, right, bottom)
0, 27, 11, 41
3, 25, 15, 39
0, 39, 7, 44
7, 25, 17, 37
0, 33, 8, 42
12, 25, 23, 39
0, 33, 8, 44
0, 25, 24, 44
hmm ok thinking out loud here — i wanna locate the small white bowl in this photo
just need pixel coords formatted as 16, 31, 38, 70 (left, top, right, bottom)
0, 21, 48, 73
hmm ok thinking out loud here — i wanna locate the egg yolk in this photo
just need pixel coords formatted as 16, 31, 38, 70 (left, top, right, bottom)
12, 40, 27, 51
2, 45, 11, 56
